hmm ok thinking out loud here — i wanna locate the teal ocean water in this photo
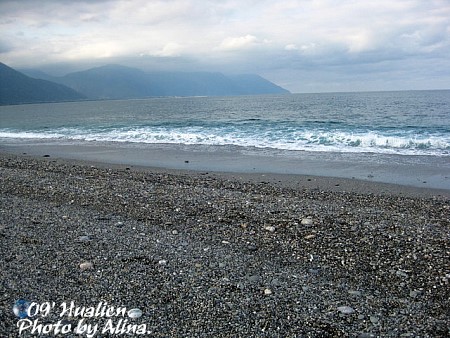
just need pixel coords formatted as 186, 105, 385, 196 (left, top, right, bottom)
1, 90, 449, 156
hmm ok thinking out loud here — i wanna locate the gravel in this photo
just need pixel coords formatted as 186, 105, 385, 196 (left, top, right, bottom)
0, 154, 449, 337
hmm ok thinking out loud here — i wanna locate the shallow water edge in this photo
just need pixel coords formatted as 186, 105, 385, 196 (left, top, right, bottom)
1, 138, 449, 197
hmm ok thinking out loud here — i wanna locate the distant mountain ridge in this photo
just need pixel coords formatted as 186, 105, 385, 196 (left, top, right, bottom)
49, 64, 290, 99
0, 62, 86, 105
1, 62, 290, 105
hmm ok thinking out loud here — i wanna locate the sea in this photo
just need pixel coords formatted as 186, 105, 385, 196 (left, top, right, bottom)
1, 90, 449, 189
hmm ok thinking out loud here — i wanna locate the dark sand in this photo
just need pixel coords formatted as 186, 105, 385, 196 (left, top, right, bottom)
0, 152, 449, 337
1, 139, 449, 191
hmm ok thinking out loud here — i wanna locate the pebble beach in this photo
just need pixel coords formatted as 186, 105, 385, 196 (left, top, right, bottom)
0, 153, 449, 337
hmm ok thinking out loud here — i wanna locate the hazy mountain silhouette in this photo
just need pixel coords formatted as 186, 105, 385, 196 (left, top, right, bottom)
5, 63, 290, 104
43, 64, 290, 99
0, 62, 85, 105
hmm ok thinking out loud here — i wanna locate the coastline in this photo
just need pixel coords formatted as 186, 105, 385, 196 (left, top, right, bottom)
1, 152, 449, 336
1, 138, 449, 195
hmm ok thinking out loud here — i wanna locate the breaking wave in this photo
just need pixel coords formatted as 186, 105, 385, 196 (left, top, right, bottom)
1, 125, 449, 156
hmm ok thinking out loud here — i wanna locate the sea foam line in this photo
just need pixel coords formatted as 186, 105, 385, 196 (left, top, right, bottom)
0, 127, 449, 156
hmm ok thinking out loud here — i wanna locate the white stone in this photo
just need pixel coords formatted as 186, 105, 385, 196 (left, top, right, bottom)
264, 226, 276, 232
128, 308, 143, 318
337, 306, 355, 314
79, 262, 93, 270
301, 218, 313, 225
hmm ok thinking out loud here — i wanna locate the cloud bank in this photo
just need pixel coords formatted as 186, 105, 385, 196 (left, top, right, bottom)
1, 0, 449, 92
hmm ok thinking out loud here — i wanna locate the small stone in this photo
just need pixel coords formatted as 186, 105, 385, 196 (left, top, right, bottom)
172, 230, 178, 235
247, 244, 258, 252
218, 262, 226, 268
308, 267, 321, 274
337, 306, 355, 314
264, 225, 276, 232
396, 270, 408, 278
348, 290, 362, 296
79, 262, 93, 270
248, 275, 261, 283
240, 223, 248, 229
158, 260, 167, 265
271, 278, 281, 287
358, 334, 375, 338
78, 235, 91, 242
409, 290, 420, 298
127, 308, 143, 319
264, 288, 272, 295
369, 316, 379, 324
304, 234, 316, 240
301, 218, 313, 225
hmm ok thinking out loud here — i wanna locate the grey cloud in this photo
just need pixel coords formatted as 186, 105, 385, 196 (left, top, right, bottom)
0, 40, 13, 53
1, 0, 449, 92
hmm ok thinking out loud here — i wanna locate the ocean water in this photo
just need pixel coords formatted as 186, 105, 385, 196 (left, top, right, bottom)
1, 90, 449, 157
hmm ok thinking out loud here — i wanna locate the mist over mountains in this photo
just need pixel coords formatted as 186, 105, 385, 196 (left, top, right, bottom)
0, 62, 289, 105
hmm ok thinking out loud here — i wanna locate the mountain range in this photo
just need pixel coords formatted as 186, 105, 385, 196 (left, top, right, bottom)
0, 62, 85, 105
0, 62, 289, 105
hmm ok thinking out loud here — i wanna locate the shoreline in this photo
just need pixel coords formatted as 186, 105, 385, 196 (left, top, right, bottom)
8, 153, 450, 199
1, 139, 449, 196
1, 152, 449, 336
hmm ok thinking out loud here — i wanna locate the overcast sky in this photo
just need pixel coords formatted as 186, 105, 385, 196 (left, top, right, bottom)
1, 0, 450, 92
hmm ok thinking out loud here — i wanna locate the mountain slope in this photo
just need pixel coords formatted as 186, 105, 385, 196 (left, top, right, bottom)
0, 62, 85, 105
54, 64, 290, 99
58, 65, 153, 99
229, 74, 289, 95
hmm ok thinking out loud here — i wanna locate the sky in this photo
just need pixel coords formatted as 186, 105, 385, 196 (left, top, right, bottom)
1, 0, 450, 93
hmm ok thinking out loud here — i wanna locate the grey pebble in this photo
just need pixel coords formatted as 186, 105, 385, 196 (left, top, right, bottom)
369, 316, 379, 324
248, 275, 261, 283
271, 278, 281, 287
77, 235, 91, 242
348, 290, 362, 296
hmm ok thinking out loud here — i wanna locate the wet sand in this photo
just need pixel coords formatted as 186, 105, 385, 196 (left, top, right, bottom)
1, 139, 449, 191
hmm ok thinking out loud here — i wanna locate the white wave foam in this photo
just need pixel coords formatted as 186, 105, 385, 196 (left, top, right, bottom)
1, 127, 449, 156
0, 131, 66, 139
